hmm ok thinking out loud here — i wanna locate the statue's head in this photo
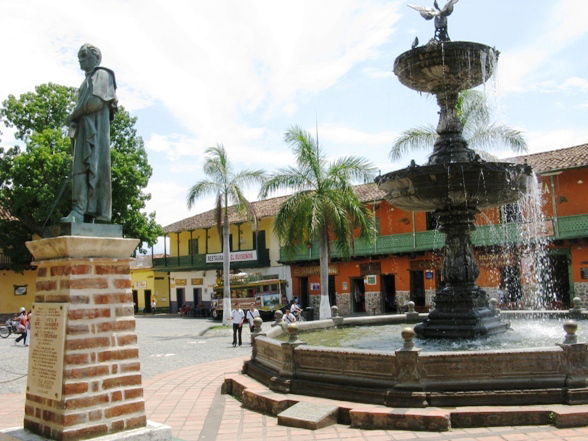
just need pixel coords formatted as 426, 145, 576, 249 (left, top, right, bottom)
78, 43, 101, 73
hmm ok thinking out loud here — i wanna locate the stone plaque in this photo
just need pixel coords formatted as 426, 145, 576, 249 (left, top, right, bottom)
27, 303, 68, 400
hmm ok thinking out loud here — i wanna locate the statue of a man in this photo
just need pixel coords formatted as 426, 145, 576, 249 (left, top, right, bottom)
61, 43, 117, 223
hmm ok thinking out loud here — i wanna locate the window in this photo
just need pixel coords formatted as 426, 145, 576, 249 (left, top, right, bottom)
189, 238, 198, 255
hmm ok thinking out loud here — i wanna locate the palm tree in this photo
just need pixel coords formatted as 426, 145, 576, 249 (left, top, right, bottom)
389, 90, 527, 160
187, 144, 264, 324
260, 126, 377, 319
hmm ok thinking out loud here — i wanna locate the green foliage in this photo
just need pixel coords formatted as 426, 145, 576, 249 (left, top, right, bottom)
186, 144, 265, 227
260, 126, 377, 258
0, 83, 162, 271
389, 90, 528, 160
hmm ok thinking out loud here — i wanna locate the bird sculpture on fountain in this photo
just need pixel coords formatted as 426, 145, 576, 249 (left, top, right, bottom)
408, 0, 459, 42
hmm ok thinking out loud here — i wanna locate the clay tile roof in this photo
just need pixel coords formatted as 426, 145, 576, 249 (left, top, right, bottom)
507, 143, 588, 174
163, 183, 387, 233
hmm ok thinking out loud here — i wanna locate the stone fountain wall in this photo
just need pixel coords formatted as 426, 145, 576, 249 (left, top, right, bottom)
247, 314, 588, 408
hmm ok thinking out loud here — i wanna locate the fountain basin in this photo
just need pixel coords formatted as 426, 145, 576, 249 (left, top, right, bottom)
394, 41, 498, 94
245, 313, 588, 408
375, 161, 533, 212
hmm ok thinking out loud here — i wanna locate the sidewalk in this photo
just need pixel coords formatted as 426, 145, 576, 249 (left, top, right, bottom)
2, 356, 588, 441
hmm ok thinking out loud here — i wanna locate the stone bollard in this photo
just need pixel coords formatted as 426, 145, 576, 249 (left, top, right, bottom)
563, 320, 578, 345
389, 327, 425, 407
489, 297, 499, 314
271, 323, 305, 393
558, 321, 588, 392
249, 317, 266, 361
570, 297, 583, 318
399, 327, 417, 351
331, 305, 344, 327
271, 310, 284, 327
405, 301, 419, 323
250, 316, 265, 346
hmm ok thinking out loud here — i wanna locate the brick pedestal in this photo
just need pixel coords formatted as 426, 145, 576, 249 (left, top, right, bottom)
23, 236, 154, 441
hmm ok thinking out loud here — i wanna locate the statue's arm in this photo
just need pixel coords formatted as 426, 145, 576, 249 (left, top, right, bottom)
68, 69, 115, 122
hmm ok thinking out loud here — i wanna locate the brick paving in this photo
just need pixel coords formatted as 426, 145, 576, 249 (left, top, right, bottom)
3, 355, 588, 440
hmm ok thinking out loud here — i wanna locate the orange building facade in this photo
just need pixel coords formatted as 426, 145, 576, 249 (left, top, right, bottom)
282, 144, 588, 315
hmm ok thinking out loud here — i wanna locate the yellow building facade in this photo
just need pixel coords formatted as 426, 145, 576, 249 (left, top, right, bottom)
130, 256, 170, 313
0, 268, 36, 315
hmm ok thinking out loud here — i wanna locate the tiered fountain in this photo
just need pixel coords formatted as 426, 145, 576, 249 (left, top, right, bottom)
375, 4, 533, 338
240, 3, 588, 416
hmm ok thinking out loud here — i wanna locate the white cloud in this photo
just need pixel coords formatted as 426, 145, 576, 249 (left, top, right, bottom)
362, 67, 394, 79
319, 123, 396, 147
146, 180, 194, 228
499, 0, 588, 94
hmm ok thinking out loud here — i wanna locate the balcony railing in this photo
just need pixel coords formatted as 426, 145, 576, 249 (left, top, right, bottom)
152, 247, 271, 272
279, 213, 588, 263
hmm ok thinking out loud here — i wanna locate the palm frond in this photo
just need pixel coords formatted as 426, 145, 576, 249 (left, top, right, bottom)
259, 167, 311, 198
186, 180, 220, 209
468, 124, 528, 153
457, 90, 490, 133
327, 156, 376, 184
389, 126, 437, 160
284, 126, 323, 182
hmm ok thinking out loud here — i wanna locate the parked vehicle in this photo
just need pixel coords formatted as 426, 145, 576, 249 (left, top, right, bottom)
0, 320, 19, 338
211, 275, 288, 321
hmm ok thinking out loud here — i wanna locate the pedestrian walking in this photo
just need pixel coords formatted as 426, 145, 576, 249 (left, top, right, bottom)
14, 308, 28, 346
245, 302, 260, 333
231, 302, 245, 347
150, 297, 157, 314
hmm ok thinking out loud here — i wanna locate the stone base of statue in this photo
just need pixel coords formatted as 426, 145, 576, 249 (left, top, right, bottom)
43, 222, 123, 239
13, 235, 172, 441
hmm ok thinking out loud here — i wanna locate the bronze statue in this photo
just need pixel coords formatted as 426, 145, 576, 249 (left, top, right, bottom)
408, 0, 459, 42
61, 44, 117, 223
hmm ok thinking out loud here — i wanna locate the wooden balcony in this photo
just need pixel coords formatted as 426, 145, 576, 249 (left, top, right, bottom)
279, 213, 588, 263
152, 247, 271, 272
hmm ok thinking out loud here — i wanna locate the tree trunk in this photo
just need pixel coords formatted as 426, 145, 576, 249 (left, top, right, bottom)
222, 213, 232, 324
319, 226, 332, 319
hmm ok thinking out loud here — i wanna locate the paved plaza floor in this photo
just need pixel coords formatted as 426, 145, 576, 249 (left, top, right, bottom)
1, 316, 588, 440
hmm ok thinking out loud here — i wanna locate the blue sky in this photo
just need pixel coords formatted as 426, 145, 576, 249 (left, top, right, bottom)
1, 0, 588, 250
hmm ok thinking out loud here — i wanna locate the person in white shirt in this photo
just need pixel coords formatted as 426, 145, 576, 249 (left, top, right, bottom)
283, 308, 296, 324
231, 302, 245, 347
245, 303, 260, 333
290, 300, 302, 320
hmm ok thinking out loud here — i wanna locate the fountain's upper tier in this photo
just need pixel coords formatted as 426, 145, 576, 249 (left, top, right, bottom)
394, 41, 498, 94
375, 161, 533, 212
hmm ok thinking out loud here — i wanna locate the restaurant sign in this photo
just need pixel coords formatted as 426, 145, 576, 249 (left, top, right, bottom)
206, 250, 257, 264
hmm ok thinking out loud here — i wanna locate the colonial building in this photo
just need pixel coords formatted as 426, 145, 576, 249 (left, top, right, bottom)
282, 143, 588, 315
0, 206, 36, 314
130, 254, 170, 313
154, 143, 588, 317
154, 195, 293, 314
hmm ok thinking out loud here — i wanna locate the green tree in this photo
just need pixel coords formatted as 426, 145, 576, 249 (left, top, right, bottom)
389, 90, 527, 160
0, 83, 162, 271
187, 144, 264, 324
260, 126, 377, 319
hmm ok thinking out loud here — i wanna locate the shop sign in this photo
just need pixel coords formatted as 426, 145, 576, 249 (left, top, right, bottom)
425, 270, 434, 280
409, 260, 436, 271
360, 262, 381, 276
175, 279, 187, 286
191, 278, 204, 286
206, 250, 257, 263
310, 282, 321, 291
136, 280, 147, 289
291, 265, 338, 277
581, 268, 588, 280
365, 275, 377, 285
